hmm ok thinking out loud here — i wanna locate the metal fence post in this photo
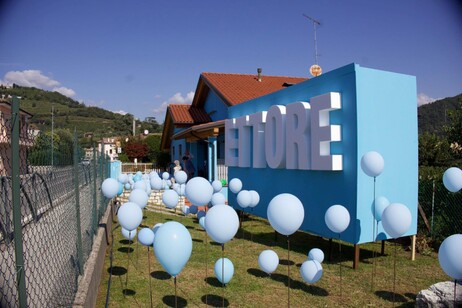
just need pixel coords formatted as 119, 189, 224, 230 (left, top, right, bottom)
11, 96, 28, 307
73, 129, 84, 274
92, 146, 98, 233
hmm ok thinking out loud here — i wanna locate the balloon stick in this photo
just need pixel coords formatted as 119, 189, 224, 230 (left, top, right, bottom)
339, 233, 343, 299
454, 279, 457, 307
204, 229, 208, 306
392, 241, 397, 306
222, 244, 225, 308
250, 208, 253, 243
174, 276, 178, 308
287, 236, 291, 308
371, 176, 377, 292
148, 246, 153, 308
125, 231, 131, 290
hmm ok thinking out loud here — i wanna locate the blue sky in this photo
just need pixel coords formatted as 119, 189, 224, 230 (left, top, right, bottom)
1, 0, 461, 123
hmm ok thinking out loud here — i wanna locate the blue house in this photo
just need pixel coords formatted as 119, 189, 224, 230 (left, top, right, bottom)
160, 70, 308, 182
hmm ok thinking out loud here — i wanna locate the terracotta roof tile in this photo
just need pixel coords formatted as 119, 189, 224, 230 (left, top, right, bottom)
168, 104, 211, 124
201, 72, 308, 106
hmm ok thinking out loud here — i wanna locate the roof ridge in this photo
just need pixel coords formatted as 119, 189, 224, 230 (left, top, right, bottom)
201, 72, 308, 79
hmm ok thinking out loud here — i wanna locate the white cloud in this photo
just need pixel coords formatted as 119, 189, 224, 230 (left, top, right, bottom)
0, 70, 76, 98
53, 86, 76, 97
152, 91, 195, 120
114, 110, 128, 115
417, 93, 436, 107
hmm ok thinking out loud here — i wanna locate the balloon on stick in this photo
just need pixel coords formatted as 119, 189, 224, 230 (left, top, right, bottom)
214, 258, 234, 284
122, 227, 137, 240
138, 228, 155, 246
154, 221, 192, 277
102, 178, 119, 198
373, 196, 390, 222
300, 260, 323, 284
117, 202, 143, 231
162, 190, 179, 209
308, 248, 325, 263
443, 167, 462, 193
211, 192, 226, 206
361, 151, 384, 177
174, 171, 188, 185
237, 190, 252, 208
325, 205, 350, 234
129, 188, 149, 209
205, 204, 239, 244
212, 180, 223, 193
438, 234, 462, 280
185, 177, 214, 206
228, 178, 243, 194
258, 250, 279, 275
267, 193, 305, 236
381, 203, 412, 238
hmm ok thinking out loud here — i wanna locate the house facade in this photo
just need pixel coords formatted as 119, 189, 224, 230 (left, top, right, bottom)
160, 70, 307, 182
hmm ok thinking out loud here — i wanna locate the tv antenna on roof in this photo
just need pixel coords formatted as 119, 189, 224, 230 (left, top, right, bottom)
302, 14, 322, 76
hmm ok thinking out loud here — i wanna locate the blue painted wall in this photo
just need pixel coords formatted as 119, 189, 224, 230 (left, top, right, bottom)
227, 63, 417, 244
203, 90, 229, 122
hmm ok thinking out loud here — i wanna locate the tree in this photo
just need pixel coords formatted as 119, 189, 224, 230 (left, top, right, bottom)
418, 133, 453, 166
124, 140, 148, 162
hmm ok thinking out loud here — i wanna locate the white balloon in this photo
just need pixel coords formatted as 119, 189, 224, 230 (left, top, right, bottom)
438, 234, 462, 279
229, 178, 243, 194
138, 228, 155, 246
308, 248, 324, 263
150, 177, 163, 191
267, 194, 305, 236
152, 223, 163, 234
102, 178, 119, 198
134, 180, 147, 191
443, 167, 462, 193
185, 177, 213, 206
122, 227, 137, 240
361, 151, 384, 177
118, 173, 129, 184
162, 172, 170, 180
300, 260, 323, 284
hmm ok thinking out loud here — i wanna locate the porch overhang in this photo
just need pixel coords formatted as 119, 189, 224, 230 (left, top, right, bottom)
171, 120, 225, 142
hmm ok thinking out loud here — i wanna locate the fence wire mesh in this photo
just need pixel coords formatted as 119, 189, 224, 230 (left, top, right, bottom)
0, 99, 109, 307
418, 178, 462, 244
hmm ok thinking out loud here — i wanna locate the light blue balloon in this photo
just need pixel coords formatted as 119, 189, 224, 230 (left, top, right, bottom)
205, 204, 239, 244
199, 217, 206, 230
134, 172, 142, 182
154, 221, 192, 277
237, 190, 252, 208
152, 223, 163, 235
138, 228, 155, 246
174, 171, 188, 185
117, 183, 124, 196
185, 177, 214, 206
443, 167, 462, 193
214, 258, 234, 284
325, 204, 350, 234
118, 173, 129, 184
102, 178, 119, 198
361, 151, 384, 177
258, 250, 279, 274
134, 179, 147, 191
373, 196, 390, 222
182, 206, 190, 216
122, 227, 137, 240
189, 205, 198, 215
117, 202, 143, 231
212, 180, 223, 193
197, 210, 206, 220
211, 193, 226, 206
381, 203, 412, 238
267, 194, 305, 236
150, 177, 163, 191
162, 190, 179, 209
129, 188, 149, 209
124, 183, 131, 190
249, 190, 260, 208
162, 172, 170, 180
438, 234, 462, 279
300, 260, 323, 284
229, 178, 242, 194
308, 248, 324, 263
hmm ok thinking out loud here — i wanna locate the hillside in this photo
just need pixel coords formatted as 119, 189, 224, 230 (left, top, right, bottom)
418, 93, 462, 135
0, 86, 162, 140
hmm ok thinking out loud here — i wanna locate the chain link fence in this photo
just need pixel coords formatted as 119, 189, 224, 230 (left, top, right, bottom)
418, 177, 462, 245
0, 97, 110, 307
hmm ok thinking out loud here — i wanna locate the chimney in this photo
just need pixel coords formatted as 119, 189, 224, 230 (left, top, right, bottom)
257, 68, 262, 82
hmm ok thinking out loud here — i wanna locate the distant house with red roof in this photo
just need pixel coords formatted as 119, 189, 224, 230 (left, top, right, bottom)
160, 70, 308, 181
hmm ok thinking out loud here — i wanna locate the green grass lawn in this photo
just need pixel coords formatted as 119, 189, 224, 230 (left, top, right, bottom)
96, 208, 449, 307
